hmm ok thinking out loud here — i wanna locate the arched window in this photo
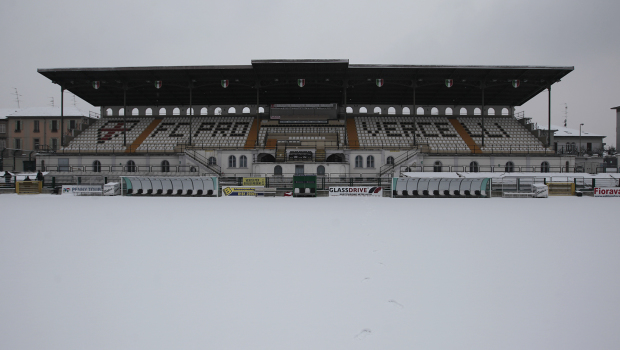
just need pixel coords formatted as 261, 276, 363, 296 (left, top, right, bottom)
173, 107, 180, 115
505, 161, 514, 172
159, 107, 167, 115
565, 161, 570, 172
228, 155, 236, 168
487, 108, 495, 115
215, 107, 222, 115
474, 107, 481, 115
228, 107, 236, 114
119, 108, 125, 116
388, 107, 396, 115
132, 108, 139, 116
317, 165, 325, 175
445, 107, 453, 115
460, 107, 468, 115
239, 155, 247, 168
242, 107, 250, 114
274, 165, 282, 176
187, 107, 194, 115
41, 160, 45, 171
355, 155, 363, 168
207, 157, 217, 165
106, 108, 113, 117
433, 161, 442, 172
367, 155, 375, 168
386, 156, 394, 165
200, 107, 208, 115
126, 160, 136, 172
145, 108, 153, 116
501, 108, 509, 116
541, 161, 550, 173
258, 107, 265, 114
359, 107, 367, 114
326, 153, 344, 162
373, 107, 381, 114
416, 107, 424, 115
161, 160, 170, 172
469, 161, 479, 172
346, 107, 353, 114
93, 160, 101, 173
190, 166, 197, 172
431, 107, 439, 115
402, 107, 411, 115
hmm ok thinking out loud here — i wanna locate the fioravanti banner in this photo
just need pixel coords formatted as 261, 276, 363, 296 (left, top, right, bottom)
329, 186, 383, 197
222, 186, 263, 196
593, 187, 620, 197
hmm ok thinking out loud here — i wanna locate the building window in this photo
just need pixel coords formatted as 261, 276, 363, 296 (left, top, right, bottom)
0, 139, 5, 148
15, 120, 21, 132
317, 165, 325, 175
161, 160, 170, 172
126, 160, 136, 172
541, 161, 550, 173
51, 138, 58, 150
433, 161, 442, 172
469, 161, 479, 172
274, 165, 282, 176
228, 155, 236, 168
69, 120, 76, 130
0, 124, 6, 134
367, 155, 375, 168
41, 160, 45, 171
51, 120, 58, 132
93, 160, 101, 172
33, 138, 40, 150
14, 138, 21, 149
355, 155, 363, 168
239, 155, 247, 168
34, 120, 40, 132
386, 156, 394, 165
208, 157, 217, 165
505, 161, 514, 172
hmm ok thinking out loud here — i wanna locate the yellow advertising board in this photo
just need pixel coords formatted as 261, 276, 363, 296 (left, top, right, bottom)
243, 177, 266, 186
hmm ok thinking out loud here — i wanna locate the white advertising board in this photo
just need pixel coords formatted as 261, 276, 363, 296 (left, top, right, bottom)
62, 185, 103, 195
594, 187, 620, 197
329, 186, 383, 197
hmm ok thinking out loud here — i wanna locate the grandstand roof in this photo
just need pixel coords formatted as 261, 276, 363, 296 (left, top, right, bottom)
37, 60, 573, 108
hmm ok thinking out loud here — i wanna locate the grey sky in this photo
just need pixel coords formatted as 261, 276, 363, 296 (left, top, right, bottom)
1, 0, 619, 144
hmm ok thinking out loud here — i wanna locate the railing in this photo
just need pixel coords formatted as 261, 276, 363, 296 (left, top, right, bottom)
379, 149, 419, 176
184, 149, 222, 175
400, 165, 595, 173
425, 145, 555, 155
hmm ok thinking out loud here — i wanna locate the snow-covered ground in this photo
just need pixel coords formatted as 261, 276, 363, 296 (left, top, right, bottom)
1, 194, 619, 350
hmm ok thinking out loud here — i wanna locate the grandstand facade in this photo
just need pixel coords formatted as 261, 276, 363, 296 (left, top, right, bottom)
35, 60, 575, 178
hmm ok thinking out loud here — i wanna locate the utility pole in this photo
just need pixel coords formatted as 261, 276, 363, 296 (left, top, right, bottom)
12, 88, 22, 108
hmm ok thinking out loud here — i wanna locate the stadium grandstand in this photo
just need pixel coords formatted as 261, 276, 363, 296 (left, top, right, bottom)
34, 59, 576, 189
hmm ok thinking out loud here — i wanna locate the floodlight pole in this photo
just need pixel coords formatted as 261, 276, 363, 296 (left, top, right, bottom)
256, 83, 260, 147
579, 123, 584, 155
60, 85, 65, 148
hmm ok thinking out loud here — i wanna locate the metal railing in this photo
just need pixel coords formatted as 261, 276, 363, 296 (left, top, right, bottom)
401, 165, 595, 173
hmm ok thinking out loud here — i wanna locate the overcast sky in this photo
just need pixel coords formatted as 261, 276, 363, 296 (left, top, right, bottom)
1, 0, 618, 144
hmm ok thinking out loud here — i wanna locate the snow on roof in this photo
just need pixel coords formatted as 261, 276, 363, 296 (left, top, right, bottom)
538, 124, 605, 138
7, 106, 89, 118
0, 108, 21, 119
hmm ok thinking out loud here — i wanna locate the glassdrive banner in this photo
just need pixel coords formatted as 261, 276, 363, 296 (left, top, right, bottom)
242, 178, 266, 186
329, 187, 383, 197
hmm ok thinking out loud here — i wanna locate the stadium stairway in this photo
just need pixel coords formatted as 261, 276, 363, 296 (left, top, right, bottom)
265, 139, 277, 149
449, 119, 482, 154
315, 149, 326, 162
126, 118, 163, 152
346, 118, 359, 149
244, 119, 260, 149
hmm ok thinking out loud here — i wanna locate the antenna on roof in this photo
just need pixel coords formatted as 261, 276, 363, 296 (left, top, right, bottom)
12, 88, 22, 108
563, 103, 568, 127
72, 93, 77, 107
49, 97, 54, 107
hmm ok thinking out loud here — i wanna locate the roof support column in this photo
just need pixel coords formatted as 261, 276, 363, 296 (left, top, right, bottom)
60, 85, 65, 147
123, 84, 127, 146
412, 81, 417, 146
256, 82, 260, 147
481, 82, 485, 148
548, 84, 552, 147
189, 82, 193, 146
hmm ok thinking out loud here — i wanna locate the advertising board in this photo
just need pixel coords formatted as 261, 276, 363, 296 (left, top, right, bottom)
329, 186, 383, 197
222, 186, 263, 196
243, 177, 266, 186
594, 187, 620, 197
62, 185, 103, 195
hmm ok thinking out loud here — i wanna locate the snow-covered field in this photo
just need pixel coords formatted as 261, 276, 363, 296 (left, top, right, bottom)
1, 194, 619, 350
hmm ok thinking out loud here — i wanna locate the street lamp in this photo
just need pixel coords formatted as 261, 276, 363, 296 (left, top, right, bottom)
579, 123, 584, 155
